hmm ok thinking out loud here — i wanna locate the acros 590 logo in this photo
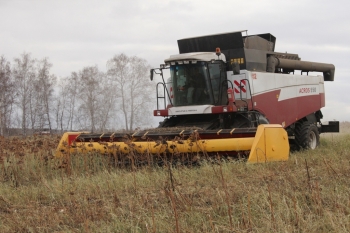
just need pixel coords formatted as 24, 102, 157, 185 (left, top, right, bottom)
299, 87, 317, 93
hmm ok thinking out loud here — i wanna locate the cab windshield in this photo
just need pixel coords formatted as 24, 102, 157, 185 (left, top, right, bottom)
170, 61, 226, 106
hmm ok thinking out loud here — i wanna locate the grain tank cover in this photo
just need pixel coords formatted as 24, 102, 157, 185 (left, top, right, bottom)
177, 31, 335, 81
178, 31, 246, 53
177, 31, 277, 71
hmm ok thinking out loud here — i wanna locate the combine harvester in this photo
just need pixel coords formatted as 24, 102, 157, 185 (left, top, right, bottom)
56, 31, 339, 164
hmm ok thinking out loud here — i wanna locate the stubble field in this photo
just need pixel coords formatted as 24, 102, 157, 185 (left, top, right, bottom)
0, 126, 349, 232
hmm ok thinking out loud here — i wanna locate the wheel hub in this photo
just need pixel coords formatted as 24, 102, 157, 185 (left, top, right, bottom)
309, 130, 317, 149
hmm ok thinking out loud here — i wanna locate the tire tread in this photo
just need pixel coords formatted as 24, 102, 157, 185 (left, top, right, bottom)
294, 121, 319, 150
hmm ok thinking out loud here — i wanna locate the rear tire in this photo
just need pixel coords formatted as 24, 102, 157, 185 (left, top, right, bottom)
295, 121, 320, 150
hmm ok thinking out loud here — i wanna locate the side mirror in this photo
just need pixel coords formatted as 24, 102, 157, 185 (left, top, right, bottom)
150, 69, 154, 81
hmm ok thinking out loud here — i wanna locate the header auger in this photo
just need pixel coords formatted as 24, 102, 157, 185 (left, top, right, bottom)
56, 30, 339, 163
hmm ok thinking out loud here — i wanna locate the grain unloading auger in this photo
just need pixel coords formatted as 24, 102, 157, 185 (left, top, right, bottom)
56, 124, 289, 163
56, 30, 339, 163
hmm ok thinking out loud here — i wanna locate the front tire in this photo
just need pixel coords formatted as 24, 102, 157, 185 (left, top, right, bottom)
295, 121, 320, 150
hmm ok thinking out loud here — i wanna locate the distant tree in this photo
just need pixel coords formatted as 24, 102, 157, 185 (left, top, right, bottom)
12, 53, 36, 136
7, 52, 154, 134
76, 66, 105, 132
0, 56, 15, 136
54, 67, 116, 132
66, 72, 79, 131
35, 57, 56, 132
53, 72, 80, 132
53, 78, 68, 132
107, 54, 153, 131
96, 74, 117, 131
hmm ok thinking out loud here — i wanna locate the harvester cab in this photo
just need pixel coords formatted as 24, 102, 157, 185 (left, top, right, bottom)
56, 30, 339, 164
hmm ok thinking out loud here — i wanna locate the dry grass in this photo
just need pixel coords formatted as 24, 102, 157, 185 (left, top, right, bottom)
0, 130, 349, 232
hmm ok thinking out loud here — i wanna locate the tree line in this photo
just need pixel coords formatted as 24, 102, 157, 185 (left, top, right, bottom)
0, 53, 154, 136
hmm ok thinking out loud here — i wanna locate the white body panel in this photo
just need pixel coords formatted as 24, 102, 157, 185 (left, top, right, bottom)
227, 71, 252, 100
165, 52, 226, 64
229, 70, 324, 102
168, 105, 213, 115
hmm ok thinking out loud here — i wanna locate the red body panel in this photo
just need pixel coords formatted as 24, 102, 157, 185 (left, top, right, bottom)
253, 91, 323, 127
153, 109, 169, 116
320, 93, 325, 108
68, 134, 79, 146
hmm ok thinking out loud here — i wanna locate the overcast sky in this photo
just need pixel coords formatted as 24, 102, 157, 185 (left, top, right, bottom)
0, 0, 349, 122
